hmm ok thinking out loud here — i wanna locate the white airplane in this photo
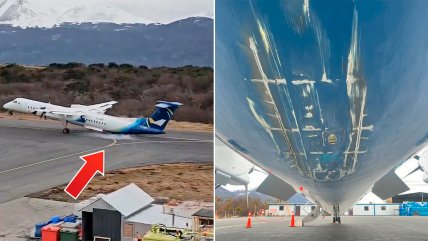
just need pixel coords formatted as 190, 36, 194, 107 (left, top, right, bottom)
2, 98, 182, 134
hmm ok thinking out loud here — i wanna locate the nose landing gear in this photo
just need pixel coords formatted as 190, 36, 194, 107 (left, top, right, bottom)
8, 110, 13, 116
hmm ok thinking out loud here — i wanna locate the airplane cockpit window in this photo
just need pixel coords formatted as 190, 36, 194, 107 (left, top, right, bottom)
13, 101, 17, 103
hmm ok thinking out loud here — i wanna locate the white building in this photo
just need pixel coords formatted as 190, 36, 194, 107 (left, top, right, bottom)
267, 193, 316, 216
268, 203, 316, 216
351, 204, 400, 216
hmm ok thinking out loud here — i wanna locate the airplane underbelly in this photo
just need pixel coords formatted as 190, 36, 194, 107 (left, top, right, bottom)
216, 0, 428, 212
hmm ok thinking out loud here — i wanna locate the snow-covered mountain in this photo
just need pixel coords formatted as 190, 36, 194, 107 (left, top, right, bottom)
0, 17, 213, 67
0, 0, 213, 28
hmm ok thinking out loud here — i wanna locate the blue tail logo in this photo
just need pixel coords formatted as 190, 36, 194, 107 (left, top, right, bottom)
148, 101, 182, 130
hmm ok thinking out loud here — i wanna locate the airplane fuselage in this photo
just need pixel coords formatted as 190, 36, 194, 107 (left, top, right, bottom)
3, 98, 166, 134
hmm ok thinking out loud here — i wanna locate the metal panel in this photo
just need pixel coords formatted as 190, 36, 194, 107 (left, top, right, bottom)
372, 169, 410, 200
93, 208, 121, 241
256, 174, 296, 201
82, 211, 93, 241
126, 204, 191, 229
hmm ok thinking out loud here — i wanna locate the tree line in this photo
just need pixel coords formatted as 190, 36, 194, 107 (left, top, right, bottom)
0, 63, 213, 123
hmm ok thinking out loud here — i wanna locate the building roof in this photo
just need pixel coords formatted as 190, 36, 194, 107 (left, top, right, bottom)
192, 208, 213, 218
101, 183, 154, 217
268, 193, 314, 205
74, 194, 105, 216
126, 204, 191, 228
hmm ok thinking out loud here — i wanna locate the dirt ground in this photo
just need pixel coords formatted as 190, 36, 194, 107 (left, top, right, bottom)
0, 112, 213, 132
28, 163, 213, 203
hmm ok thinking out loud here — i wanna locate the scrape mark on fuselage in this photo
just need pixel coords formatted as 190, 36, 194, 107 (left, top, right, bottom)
292, 79, 316, 85
343, 8, 373, 173
244, 5, 375, 185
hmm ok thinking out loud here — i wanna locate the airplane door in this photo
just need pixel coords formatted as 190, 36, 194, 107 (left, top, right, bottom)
295, 206, 300, 216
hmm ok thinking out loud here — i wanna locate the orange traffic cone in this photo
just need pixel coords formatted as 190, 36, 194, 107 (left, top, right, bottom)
290, 211, 295, 227
246, 212, 252, 228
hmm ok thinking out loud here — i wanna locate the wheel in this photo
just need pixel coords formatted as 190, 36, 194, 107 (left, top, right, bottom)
8, 110, 13, 116
63, 128, 70, 134
333, 217, 336, 223
338, 217, 341, 224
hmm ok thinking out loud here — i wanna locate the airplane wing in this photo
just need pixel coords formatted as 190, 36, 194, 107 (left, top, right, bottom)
372, 168, 410, 200
256, 174, 297, 201
34, 108, 82, 118
37, 101, 118, 117
83, 101, 118, 113
215, 138, 252, 186
48, 111, 80, 117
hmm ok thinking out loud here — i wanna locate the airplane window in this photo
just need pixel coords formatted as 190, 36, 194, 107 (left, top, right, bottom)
364, 206, 369, 211
381, 206, 386, 211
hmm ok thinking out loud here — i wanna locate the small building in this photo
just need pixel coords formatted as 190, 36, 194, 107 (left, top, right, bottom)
267, 194, 316, 216
352, 203, 400, 216
79, 183, 192, 241
191, 208, 214, 232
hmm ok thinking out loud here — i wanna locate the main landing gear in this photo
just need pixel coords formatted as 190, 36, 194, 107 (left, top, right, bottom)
333, 216, 341, 224
62, 120, 70, 134
333, 205, 341, 224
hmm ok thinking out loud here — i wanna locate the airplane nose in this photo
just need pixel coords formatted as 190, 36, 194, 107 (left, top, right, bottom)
3, 102, 11, 109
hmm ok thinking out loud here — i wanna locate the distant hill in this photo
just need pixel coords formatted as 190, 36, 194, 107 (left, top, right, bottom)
216, 186, 313, 204
0, 0, 212, 28
0, 17, 213, 67
215, 186, 275, 202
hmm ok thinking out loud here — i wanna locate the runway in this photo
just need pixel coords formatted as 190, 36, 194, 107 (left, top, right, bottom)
0, 119, 212, 203
216, 216, 428, 241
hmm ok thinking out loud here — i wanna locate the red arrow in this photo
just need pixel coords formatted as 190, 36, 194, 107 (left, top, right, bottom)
64, 150, 105, 199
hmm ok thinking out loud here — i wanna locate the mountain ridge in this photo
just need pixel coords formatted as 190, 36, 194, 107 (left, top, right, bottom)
0, 0, 213, 28
0, 17, 213, 67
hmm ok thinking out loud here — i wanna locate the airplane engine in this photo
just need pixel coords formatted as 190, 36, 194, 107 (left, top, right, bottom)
423, 174, 428, 183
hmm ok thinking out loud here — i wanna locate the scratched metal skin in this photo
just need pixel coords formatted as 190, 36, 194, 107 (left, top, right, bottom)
215, 0, 428, 213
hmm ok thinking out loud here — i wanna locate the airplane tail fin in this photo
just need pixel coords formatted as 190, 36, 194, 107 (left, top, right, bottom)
147, 101, 182, 130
